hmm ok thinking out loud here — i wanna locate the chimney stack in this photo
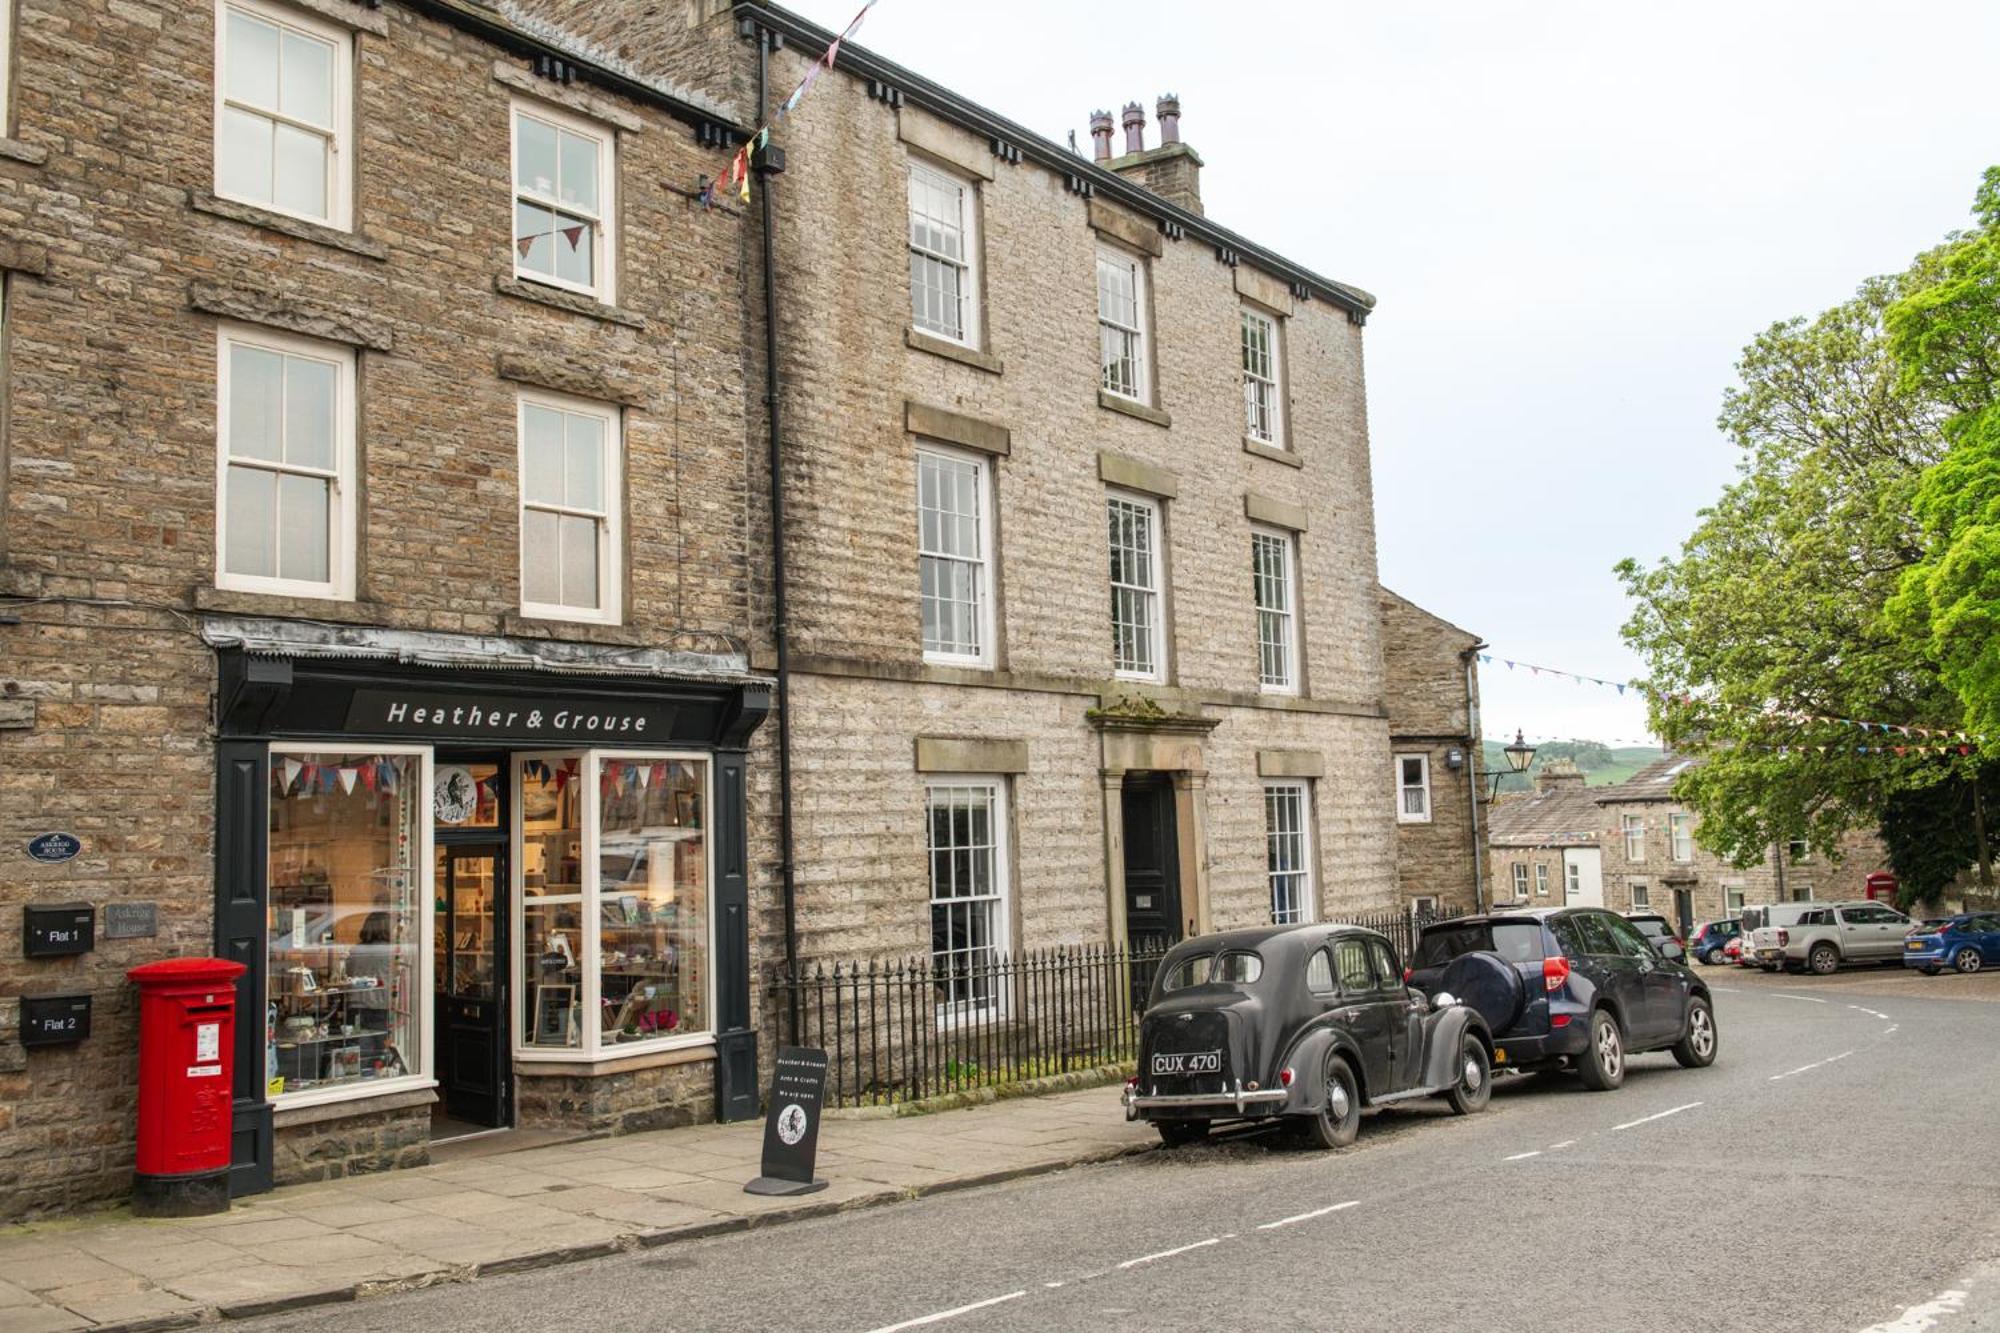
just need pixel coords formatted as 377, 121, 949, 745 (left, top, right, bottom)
1096, 94, 1205, 217
1088, 109, 1114, 162
1121, 101, 1146, 156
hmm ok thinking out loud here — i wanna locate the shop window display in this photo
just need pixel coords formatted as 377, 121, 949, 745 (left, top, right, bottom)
267, 749, 427, 1097
520, 757, 585, 1049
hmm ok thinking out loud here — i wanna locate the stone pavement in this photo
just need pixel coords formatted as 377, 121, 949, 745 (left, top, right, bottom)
0, 1084, 1149, 1332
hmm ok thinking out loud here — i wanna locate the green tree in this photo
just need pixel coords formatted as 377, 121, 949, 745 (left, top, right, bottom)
1887, 168, 2000, 740
1616, 263, 1962, 867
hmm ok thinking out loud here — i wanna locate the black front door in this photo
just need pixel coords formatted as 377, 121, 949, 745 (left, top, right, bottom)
1123, 775, 1182, 1007
434, 842, 509, 1127
1673, 889, 1695, 942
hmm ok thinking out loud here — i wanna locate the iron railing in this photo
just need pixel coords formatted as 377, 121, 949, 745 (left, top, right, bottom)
769, 906, 1452, 1109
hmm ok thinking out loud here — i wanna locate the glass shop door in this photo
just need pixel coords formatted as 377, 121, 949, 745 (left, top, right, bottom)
432, 757, 510, 1131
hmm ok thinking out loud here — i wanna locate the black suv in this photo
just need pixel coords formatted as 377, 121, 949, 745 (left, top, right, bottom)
1407, 908, 1717, 1090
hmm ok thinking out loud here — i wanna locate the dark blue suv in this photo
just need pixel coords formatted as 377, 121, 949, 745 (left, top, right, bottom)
1408, 908, 1717, 1090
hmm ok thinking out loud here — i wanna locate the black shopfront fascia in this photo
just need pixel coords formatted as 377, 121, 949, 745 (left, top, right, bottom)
213, 650, 770, 1198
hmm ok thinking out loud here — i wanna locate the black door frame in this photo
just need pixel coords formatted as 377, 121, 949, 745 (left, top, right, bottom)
433, 750, 511, 1129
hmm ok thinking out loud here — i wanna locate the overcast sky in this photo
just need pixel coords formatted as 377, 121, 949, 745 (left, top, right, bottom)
783, 0, 2000, 747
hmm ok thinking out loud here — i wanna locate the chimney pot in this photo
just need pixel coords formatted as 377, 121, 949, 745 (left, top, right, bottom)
1156, 93, 1181, 145
1088, 109, 1115, 162
1121, 100, 1145, 155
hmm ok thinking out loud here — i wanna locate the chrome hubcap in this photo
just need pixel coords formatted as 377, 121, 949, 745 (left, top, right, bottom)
1463, 1056, 1484, 1092
1692, 1010, 1714, 1057
1963, 953, 1983, 973
1327, 1081, 1350, 1120
1598, 1020, 1622, 1076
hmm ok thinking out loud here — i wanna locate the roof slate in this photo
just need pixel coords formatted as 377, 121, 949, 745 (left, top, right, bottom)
1486, 782, 1606, 848
1595, 753, 1698, 803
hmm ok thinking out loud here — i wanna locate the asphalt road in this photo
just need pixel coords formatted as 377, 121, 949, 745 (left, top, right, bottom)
256, 967, 2000, 1333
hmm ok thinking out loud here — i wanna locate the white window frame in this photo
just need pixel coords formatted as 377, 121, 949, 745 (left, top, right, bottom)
1511, 863, 1529, 897
214, 323, 358, 601
510, 97, 618, 303
0, 0, 12, 134
266, 743, 435, 1111
1264, 780, 1315, 925
213, 0, 354, 229
516, 389, 623, 626
1107, 490, 1166, 683
1413, 895, 1441, 916
1241, 305, 1284, 445
1395, 753, 1431, 824
907, 157, 980, 348
1622, 814, 1645, 862
1724, 884, 1746, 915
1097, 244, 1150, 404
1534, 863, 1550, 897
1630, 880, 1650, 910
915, 443, 994, 668
1565, 860, 1582, 901
1792, 882, 1814, 902
1669, 812, 1694, 862
508, 750, 718, 1063
926, 777, 1011, 1022
1252, 525, 1299, 694
1788, 839, 1811, 863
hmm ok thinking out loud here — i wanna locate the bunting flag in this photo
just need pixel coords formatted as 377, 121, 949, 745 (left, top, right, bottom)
282, 758, 303, 793
516, 235, 535, 259
337, 766, 359, 795
699, 0, 882, 208
560, 224, 585, 251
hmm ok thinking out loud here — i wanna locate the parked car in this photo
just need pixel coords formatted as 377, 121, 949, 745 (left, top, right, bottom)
1903, 914, 2000, 975
1741, 902, 1818, 971
1125, 924, 1492, 1149
1407, 908, 1716, 1092
1624, 912, 1688, 960
1688, 919, 1742, 966
1749, 900, 1913, 974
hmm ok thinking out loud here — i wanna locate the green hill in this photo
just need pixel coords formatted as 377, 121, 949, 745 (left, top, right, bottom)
1481, 740, 1661, 795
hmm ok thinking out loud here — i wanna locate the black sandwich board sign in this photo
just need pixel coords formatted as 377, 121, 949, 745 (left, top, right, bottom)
744, 1046, 829, 1196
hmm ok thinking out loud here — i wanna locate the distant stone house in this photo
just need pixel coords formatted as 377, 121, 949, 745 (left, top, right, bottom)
1485, 762, 1606, 912
1379, 588, 1484, 914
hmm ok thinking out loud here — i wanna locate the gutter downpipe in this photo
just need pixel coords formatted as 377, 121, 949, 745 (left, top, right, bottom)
1465, 644, 1487, 912
753, 27, 801, 1028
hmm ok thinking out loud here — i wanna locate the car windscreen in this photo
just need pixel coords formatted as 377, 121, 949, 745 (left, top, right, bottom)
1413, 921, 1543, 969
1630, 917, 1673, 938
1160, 950, 1263, 992
1741, 907, 1768, 932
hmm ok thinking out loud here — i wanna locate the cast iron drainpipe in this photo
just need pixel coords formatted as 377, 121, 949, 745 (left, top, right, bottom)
752, 27, 800, 1029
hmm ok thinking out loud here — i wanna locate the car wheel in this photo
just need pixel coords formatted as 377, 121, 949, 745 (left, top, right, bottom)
1809, 944, 1839, 976
1955, 949, 1984, 975
1445, 1035, 1491, 1115
1578, 1009, 1626, 1091
1301, 1053, 1361, 1150
1920, 965, 1941, 976
1671, 997, 1718, 1069
1155, 1119, 1208, 1148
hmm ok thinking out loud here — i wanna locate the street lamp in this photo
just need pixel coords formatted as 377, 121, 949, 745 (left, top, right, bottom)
1489, 729, 1537, 799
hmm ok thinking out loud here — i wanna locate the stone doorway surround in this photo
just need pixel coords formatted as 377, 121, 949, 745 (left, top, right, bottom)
1089, 695, 1222, 946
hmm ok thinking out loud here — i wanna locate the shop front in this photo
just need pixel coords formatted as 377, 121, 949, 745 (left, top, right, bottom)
208, 630, 769, 1196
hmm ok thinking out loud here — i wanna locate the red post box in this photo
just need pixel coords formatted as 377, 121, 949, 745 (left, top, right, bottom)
127, 957, 246, 1216
1866, 871, 1900, 903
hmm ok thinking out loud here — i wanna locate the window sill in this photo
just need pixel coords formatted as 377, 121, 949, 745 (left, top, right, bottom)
190, 190, 388, 261
495, 275, 647, 329
515, 1036, 717, 1077
271, 1078, 437, 1124
193, 584, 381, 622
0, 137, 48, 167
1243, 437, 1302, 468
906, 326, 1003, 375
1099, 390, 1170, 428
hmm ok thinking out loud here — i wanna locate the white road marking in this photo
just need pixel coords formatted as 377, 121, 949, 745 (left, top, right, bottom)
1548, 1140, 1577, 1150
1256, 1201, 1358, 1230
1043, 1282, 1064, 1289
1860, 1288, 1968, 1332
1770, 1050, 1855, 1081
868, 1291, 1028, 1331
1502, 1151, 1541, 1162
1117, 1237, 1224, 1269
1847, 1005, 1891, 1019
1772, 993, 1829, 1004
1709, 985, 1741, 992
1612, 1102, 1704, 1131
1885, 1025, 1900, 1035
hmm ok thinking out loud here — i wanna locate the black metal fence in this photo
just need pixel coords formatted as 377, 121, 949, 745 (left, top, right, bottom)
769, 906, 1450, 1109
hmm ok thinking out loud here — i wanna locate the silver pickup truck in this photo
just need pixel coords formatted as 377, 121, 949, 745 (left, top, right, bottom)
1748, 900, 1912, 974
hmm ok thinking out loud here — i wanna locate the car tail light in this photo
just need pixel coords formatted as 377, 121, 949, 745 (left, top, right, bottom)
1125, 1076, 1138, 1091
1551, 1014, 1571, 1028
1403, 966, 1413, 983
1777, 929, 1789, 947
1542, 955, 1570, 992
1279, 1066, 1295, 1087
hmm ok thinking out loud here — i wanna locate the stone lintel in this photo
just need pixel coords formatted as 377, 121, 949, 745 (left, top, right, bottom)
1086, 199, 1164, 258
1257, 749, 1325, 779
493, 61, 645, 133
498, 351, 647, 407
905, 400, 1010, 456
190, 280, 394, 351
1244, 491, 1308, 532
1235, 264, 1296, 317
1097, 450, 1178, 500
897, 106, 995, 181
915, 736, 1029, 774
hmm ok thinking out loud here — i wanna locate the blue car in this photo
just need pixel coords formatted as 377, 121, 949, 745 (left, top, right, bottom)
1903, 914, 2000, 975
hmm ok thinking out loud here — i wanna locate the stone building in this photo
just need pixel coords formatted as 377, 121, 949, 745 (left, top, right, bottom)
0, 0, 772, 1217
1378, 588, 1485, 913
1489, 755, 1893, 937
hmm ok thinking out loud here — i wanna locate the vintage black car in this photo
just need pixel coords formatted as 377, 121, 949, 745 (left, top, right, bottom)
1124, 923, 1492, 1148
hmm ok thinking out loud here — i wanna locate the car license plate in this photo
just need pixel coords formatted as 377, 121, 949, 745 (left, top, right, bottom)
1151, 1050, 1222, 1077
1908, 941, 1923, 950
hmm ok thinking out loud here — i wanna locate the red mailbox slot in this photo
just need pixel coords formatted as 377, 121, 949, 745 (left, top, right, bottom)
127, 957, 246, 1217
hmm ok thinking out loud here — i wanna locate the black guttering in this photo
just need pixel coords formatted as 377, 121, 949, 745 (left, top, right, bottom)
733, 2, 1377, 320
403, 0, 751, 137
